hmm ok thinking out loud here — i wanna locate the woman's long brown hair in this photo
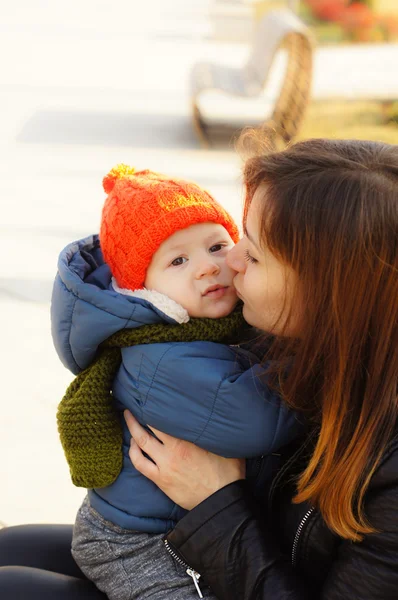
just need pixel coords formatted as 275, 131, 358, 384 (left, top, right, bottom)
242, 136, 398, 541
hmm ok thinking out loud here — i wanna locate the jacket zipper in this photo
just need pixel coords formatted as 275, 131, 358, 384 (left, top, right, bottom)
291, 506, 315, 567
164, 539, 203, 598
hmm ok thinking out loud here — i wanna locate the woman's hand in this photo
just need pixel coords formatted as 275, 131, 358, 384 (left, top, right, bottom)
124, 411, 245, 510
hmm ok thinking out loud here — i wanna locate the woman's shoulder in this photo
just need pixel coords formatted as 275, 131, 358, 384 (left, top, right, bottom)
360, 433, 398, 548
369, 433, 398, 490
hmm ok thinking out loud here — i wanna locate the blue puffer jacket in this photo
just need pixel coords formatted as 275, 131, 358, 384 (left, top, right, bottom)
51, 235, 303, 533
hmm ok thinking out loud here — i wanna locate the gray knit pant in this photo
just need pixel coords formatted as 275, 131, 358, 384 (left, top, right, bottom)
71, 497, 217, 600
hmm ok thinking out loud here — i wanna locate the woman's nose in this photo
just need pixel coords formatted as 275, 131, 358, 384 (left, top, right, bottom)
226, 241, 246, 273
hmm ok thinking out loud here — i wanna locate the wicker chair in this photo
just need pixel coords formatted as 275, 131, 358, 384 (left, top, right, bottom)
190, 9, 314, 147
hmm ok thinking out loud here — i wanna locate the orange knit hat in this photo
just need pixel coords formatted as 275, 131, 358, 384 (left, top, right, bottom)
100, 164, 240, 290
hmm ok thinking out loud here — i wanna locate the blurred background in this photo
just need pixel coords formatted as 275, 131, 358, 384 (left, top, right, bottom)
1, 0, 397, 527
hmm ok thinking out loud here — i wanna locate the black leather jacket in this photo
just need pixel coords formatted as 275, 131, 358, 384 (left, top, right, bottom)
165, 435, 398, 599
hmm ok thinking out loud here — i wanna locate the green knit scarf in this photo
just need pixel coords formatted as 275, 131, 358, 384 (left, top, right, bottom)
57, 307, 248, 489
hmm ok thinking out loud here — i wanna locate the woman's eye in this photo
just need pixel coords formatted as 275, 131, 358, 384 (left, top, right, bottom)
209, 243, 224, 253
171, 257, 187, 267
244, 249, 257, 264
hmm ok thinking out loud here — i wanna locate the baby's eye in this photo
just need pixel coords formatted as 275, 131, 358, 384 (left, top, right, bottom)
209, 243, 224, 253
171, 256, 188, 267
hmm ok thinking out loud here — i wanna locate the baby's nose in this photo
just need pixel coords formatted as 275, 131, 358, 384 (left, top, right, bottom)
196, 260, 220, 279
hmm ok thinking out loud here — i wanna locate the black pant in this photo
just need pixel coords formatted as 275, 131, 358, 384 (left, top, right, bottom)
0, 524, 106, 599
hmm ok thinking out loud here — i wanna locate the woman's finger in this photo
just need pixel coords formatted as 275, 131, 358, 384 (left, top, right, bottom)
125, 410, 178, 447
145, 425, 178, 447
124, 409, 141, 432
125, 412, 176, 449
124, 411, 154, 447
124, 410, 164, 459
128, 439, 159, 480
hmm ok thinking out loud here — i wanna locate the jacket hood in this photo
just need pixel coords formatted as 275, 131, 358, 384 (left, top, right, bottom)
51, 234, 183, 374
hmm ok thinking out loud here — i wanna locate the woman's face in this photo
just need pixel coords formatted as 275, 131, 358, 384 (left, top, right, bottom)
227, 187, 301, 336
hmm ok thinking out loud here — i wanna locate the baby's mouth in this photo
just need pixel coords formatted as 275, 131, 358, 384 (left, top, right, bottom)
203, 284, 228, 298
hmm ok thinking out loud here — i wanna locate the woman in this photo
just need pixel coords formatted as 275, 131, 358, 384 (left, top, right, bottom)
1, 137, 397, 599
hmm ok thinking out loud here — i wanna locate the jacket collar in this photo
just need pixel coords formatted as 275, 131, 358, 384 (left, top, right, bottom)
111, 278, 190, 324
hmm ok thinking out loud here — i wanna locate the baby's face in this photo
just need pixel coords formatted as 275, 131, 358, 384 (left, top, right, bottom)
145, 222, 238, 319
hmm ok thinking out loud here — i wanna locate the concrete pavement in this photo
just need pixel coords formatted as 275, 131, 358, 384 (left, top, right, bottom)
1, 0, 397, 526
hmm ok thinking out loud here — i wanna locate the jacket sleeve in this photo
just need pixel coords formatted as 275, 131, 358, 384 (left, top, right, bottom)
321, 447, 398, 599
124, 342, 303, 458
165, 480, 310, 600
166, 459, 398, 600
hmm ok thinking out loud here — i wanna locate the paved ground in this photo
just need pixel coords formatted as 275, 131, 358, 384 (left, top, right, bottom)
1, 0, 397, 526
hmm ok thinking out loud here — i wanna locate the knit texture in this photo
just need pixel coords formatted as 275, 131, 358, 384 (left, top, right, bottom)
100, 165, 240, 291
57, 307, 248, 489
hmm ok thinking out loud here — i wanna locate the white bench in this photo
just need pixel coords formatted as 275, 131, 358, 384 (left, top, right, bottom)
190, 9, 314, 146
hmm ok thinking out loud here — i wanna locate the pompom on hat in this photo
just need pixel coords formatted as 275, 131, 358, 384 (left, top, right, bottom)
100, 164, 240, 290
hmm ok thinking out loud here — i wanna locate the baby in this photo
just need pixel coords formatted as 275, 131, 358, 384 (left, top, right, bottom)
52, 165, 302, 600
